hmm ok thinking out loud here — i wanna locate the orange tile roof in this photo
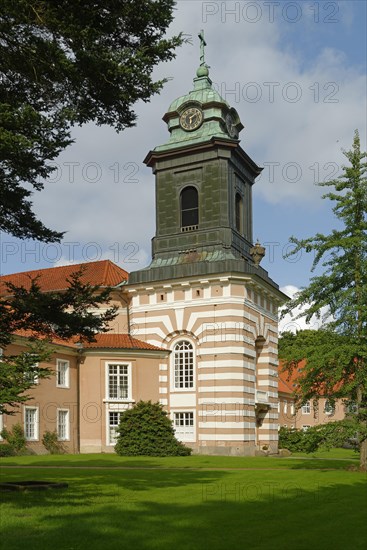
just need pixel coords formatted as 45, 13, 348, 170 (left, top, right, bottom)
83, 334, 164, 351
13, 330, 164, 352
13, 329, 78, 348
0, 260, 128, 295
278, 360, 306, 395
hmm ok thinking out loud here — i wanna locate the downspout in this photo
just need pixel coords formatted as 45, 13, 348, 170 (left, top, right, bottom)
76, 346, 84, 454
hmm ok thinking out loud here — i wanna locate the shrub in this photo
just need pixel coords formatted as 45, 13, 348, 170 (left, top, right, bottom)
0, 423, 27, 453
115, 400, 192, 457
42, 430, 66, 454
279, 420, 366, 454
279, 426, 306, 452
0, 443, 16, 457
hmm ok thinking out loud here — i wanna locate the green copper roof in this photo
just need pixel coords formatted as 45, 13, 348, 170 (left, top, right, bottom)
167, 74, 230, 113
154, 31, 243, 153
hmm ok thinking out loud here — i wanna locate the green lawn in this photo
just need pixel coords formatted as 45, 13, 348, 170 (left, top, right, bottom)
1, 454, 366, 550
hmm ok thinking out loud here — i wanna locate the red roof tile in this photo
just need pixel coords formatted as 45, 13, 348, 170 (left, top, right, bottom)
278, 360, 306, 394
13, 330, 164, 352
84, 334, 164, 351
0, 260, 128, 295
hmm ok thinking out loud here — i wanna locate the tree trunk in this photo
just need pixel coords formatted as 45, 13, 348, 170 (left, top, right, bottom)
356, 386, 366, 470
360, 438, 367, 471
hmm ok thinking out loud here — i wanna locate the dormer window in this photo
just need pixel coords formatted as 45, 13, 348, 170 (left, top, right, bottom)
181, 186, 198, 231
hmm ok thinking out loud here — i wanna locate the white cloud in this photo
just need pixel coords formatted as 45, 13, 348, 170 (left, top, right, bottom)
23, 1, 366, 279
279, 284, 331, 333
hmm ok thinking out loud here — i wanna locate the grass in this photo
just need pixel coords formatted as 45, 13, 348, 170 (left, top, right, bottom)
290, 447, 360, 460
1, 453, 366, 550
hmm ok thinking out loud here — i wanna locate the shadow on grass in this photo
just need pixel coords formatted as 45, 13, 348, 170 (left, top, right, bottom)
0, 468, 366, 550
0, 453, 360, 471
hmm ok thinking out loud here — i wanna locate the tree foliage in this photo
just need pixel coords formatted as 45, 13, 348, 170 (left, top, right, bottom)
282, 130, 367, 335
0, 267, 118, 414
280, 130, 367, 468
0, 267, 118, 349
279, 423, 364, 454
42, 430, 66, 454
0, 422, 27, 453
0, 0, 182, 241
115, 401, 192, 456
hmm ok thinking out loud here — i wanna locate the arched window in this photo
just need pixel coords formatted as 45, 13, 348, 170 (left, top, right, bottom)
173, 341, 194, 389
235, 193, 243, 233
181, 186, 198, 230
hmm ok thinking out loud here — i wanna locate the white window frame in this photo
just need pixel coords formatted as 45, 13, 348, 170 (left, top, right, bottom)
56, 359, 70, 388
21, 352, 39, 384
172, 410, 195, 442
24, 406, 39, 441
25, 360, 39, 385
171, 340, 195, 392
324, 400, 335, 416
301, 401, 311, 415
107, 410, 124, 446
302, 425, 311, 432
57, 409, 70, 441
345, 401, 358, 414
105, 362, 132, 401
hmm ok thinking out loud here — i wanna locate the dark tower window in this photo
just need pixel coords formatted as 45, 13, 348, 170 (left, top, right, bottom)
181, 186, 199, 231
235, 193, 243, 234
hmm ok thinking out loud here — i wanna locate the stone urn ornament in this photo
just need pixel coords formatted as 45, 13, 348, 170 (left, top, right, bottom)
250, 240, 266, 267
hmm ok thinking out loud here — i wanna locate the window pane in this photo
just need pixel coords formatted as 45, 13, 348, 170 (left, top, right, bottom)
108, 364, 130, 399
181, 187, 198, 210
58, 410, 68, 440
181, 187, 198, 228
25, 408, 37, 440
109, 411, 122, 445
235, 193, 243, 233
174, 412, 194, 441
174, 342, 194, 389
57, 360, 69, 386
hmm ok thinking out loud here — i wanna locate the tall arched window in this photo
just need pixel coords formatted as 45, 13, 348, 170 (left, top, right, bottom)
173, 341, 194, 389
235, 193, 243, 234
180, 186, 198, 230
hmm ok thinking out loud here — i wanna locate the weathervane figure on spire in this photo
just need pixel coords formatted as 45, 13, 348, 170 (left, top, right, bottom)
198, 29, 207, 67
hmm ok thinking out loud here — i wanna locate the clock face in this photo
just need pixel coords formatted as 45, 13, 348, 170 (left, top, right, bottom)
226, 113, 238, 138
180, 107, 203, 131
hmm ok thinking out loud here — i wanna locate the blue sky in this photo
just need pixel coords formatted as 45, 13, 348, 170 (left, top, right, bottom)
1, 0, 366, 325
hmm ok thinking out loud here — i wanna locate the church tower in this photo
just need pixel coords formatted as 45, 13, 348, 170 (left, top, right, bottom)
129, 33, 286, 455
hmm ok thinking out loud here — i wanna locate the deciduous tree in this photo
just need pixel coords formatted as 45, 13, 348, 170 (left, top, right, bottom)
0, 0, 182, 240
0, 268, 118, 414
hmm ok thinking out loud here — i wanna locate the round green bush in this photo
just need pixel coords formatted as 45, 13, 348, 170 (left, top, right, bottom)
0, 444, 16, 457
115, 401, 192, 457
